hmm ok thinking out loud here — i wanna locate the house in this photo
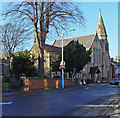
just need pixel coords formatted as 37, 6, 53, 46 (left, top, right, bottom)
113, 56, 120, 63
53, 10, 111, 82
111, 57, 120, 78
0, 58, 10, 78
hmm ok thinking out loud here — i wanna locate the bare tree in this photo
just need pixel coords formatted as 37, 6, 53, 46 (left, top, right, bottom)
2, 23, 32, 75
3, 1, 85, 77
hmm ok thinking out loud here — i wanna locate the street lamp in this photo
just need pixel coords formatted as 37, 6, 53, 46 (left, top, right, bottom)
61, 28, 75, 89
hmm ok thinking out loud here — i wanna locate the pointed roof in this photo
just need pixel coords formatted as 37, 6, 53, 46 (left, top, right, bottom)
45, 44, 61, 54
96, 9, 107, 37
53, 34, 96, 50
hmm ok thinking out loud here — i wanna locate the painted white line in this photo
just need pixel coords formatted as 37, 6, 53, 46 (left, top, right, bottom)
0, 102, 12, 105
75, 105, 115, 107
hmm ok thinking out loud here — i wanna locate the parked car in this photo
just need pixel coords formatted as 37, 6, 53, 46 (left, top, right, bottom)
109, 78, 120, 85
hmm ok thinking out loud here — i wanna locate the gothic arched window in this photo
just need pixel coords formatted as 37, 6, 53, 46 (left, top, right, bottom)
105, 42, 108, 51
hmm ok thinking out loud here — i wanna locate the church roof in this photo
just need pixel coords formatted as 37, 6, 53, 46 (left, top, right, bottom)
45, 44, 61, 54
53, 34, 96, 50
0, 44, 61, 59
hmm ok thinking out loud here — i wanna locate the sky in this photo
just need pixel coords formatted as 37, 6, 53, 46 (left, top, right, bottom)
1, 1, 118, 58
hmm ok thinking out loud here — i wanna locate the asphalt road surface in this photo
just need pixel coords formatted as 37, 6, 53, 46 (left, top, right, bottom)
2, 83, 118, 116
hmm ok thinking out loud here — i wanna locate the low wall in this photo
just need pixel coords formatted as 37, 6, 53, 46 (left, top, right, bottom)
24, 78, 74, 90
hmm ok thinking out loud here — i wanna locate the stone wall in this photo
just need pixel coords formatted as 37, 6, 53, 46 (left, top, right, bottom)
24, 78, 74, 91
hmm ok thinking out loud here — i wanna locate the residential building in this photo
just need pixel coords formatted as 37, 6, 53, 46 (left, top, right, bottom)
113, 56, 120, 63
0, 58, 10, 78
111, 57, 120, 78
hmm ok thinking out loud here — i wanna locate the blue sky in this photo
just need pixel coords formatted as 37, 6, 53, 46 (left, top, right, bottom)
1, 2, 118, 58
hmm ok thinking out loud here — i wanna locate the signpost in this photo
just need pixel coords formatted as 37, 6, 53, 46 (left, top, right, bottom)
60, 60, 65, 88
60, 28, 75, 89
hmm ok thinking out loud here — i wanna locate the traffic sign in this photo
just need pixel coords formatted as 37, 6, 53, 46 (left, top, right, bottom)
60, 64, 64, 69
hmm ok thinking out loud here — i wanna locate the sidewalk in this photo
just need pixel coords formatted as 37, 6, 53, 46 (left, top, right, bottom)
109, 96, 120, 117
2, 83, 118, 98
2, 85, 83, 98
69, 94, 120, 117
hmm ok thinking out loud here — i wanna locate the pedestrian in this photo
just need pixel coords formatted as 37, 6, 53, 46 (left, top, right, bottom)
77, 73, 82, 86
72, 74, 75, 86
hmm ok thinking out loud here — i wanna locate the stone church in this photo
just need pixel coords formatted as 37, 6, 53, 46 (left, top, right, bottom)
0, 10, 111, 82
30, 34, 61, 77
53, 10, 111, 82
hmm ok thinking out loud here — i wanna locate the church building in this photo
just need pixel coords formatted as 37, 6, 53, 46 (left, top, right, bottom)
0, 10, 111, 82
53, 10, 111, 82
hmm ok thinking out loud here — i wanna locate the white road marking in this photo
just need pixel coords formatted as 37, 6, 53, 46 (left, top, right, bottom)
0, 102, 12, 105
75, 105, 115, 107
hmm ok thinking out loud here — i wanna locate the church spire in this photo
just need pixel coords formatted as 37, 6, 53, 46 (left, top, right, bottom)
99, 8, 101, 13
96, 9, 107, 40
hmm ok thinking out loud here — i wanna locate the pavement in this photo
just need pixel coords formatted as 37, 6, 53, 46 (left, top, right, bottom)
2, 85, 84, 98
70, 94, 120, 117
2, 83, 119, 98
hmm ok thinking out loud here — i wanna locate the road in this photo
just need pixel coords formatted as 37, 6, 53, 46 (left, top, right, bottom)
2, 83, 119, 116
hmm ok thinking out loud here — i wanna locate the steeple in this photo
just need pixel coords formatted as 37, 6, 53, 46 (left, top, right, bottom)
96, 9, 107, 40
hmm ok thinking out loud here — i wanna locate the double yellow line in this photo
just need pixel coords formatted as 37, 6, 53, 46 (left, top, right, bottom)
102, 97, 119, 116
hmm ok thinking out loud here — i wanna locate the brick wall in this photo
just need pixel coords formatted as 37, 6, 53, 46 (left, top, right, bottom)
24, 78, 74, 90
29, 79, 44, 89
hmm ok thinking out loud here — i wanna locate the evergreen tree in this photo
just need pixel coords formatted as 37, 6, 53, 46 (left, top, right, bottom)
51, 40, 91, 74
64, 40, 91, 73
11, 50, 37, 78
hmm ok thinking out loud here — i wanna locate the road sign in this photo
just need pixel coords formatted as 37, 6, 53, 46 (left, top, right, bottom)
60, 64, 64, 69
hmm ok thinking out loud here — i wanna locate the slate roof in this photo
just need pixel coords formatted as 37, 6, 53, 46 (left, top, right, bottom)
53, 34, 96, 50
0, 44, 61, 59
45, 44, 61, 54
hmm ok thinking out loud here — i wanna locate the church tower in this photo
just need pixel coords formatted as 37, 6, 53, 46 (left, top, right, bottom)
96, 9, 107, 39
96, 9, 111, 80
96, 9, 108, 52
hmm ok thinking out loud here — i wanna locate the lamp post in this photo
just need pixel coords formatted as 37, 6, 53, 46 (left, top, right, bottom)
61, 28, 75, 89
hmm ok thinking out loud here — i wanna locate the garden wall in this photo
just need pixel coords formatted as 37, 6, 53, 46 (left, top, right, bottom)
24, 78, 74, 91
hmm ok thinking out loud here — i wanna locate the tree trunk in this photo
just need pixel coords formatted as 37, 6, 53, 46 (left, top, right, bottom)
8, 52, 13, 77
37, 49, 44, 77
33, 2, 45, 78
8, 57, 12, 77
